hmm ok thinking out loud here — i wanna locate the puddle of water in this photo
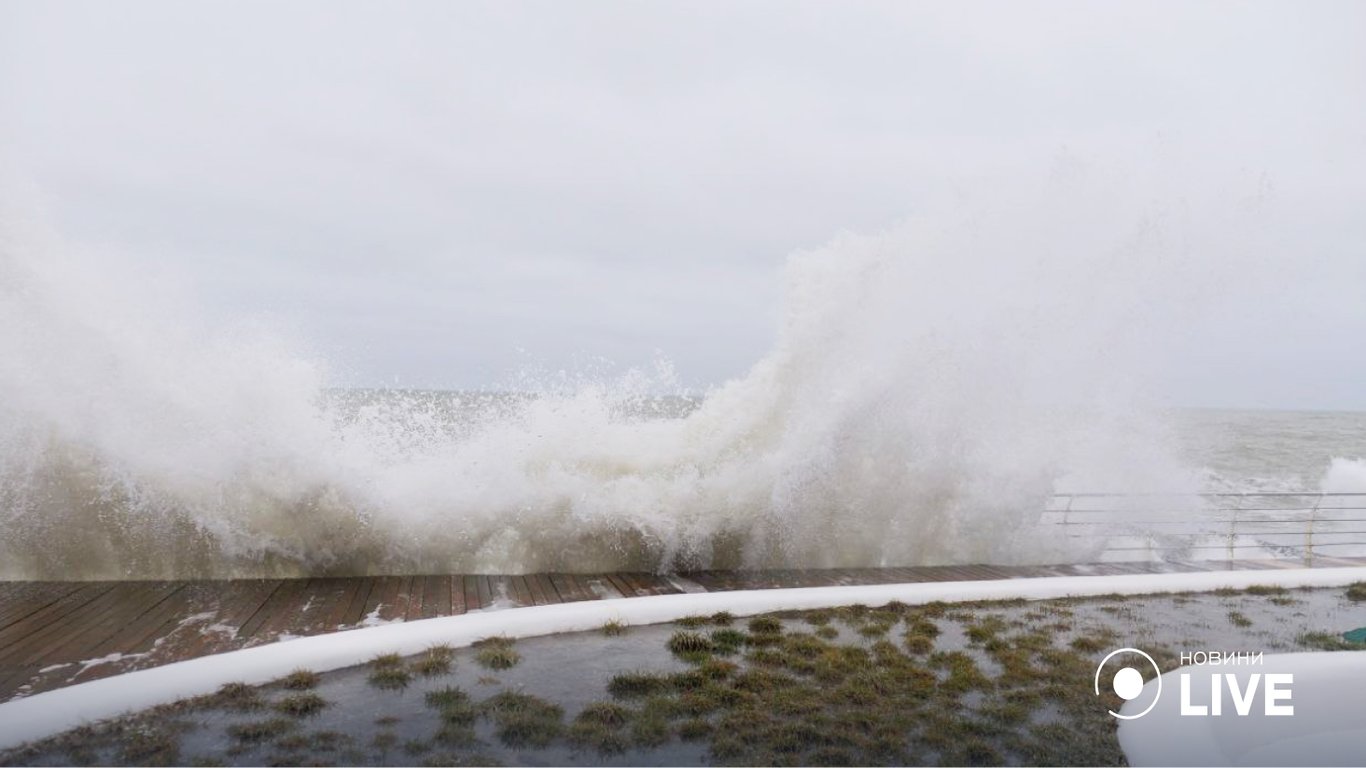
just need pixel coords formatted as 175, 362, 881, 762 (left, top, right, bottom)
6, 587, 1365, 766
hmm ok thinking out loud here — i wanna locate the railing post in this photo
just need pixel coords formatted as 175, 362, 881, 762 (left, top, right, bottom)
1228, 504, 1238, 562
1306, 494, 1321, 565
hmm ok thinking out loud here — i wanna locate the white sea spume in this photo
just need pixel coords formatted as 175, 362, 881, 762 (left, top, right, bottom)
1, 566, 1364, 752
1, 179, 1236, 579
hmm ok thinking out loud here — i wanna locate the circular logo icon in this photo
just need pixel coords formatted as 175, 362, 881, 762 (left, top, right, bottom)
1094, 647, 1162, 719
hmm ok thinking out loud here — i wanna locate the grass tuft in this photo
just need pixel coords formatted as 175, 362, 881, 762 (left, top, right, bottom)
368, 665, 413, 690
227, 718, 296, 743
277, 669, 320, 690
748, 615, 783, 635
473, 636, 521, 670
274, 693, 328, 717
601, 619, 628, 636
607, 671, 671, 699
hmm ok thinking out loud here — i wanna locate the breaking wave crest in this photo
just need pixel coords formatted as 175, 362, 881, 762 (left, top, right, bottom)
0, 182, 1266, 578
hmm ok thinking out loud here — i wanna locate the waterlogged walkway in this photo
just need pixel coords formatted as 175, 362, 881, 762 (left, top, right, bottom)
1, 556, 1363, 704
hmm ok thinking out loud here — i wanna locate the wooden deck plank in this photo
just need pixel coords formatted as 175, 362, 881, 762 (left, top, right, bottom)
237, 579, 305, 640
475, 575, 494, 609
403, 575, 428, 622
0, 583, 85, 631
547, 573, 579, 602
25, 582, 182, 669
419, 575, 446, 619
363, 573, 398, 623
449, 576, 467, 615
508, 576, 534, 606
603, 573, 640, 598
0, 583, 116, 664
462, 575, 480, 611
337, 578, 377, 627
0, 583, 135, 667
524, 574, 554, 606
322, 578, 364, 629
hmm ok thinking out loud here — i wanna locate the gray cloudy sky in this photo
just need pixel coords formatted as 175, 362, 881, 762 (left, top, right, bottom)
2, 1, 1363, 409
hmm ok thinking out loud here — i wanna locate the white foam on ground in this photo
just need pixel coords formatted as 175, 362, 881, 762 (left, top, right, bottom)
0, 566, 1363, 752
1119, 651, 1366, 766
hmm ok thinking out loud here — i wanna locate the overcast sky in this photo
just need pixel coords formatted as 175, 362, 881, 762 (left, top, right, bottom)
2, 1, 1363, 409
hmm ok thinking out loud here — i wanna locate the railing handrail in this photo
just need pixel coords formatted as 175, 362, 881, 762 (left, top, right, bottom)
1051, 491, 1366, 498
1041, 491, 1366, 564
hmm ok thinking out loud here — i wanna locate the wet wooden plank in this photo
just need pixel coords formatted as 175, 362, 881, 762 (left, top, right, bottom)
0, 583, 134, 667
525, 574, 555, 606
320, 578, 364, 629
462, 575, 481, 611
402, 576, 428, 622
420, 575, 449, 619
547, 573, 580, 602
475, 575, 493, 609
361, 576, 400, 622
0, 584, 116, 665
487, 576, 517, 607
448, 576, 467, 614
26, 582, 183, 669
507, 576, 534, 606
237, 579, 305, 640
583, 575, 625, 600
0, 583, 85, 631
337, 578, 377, 627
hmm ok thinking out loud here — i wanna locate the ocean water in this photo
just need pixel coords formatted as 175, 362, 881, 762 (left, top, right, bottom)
2, 186, 1362, 580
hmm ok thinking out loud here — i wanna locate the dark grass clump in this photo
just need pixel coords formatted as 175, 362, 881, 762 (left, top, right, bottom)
576, 701, 633, 728
568, 702, 633, 754
748, 615, 783, 635
473, 636, 521, 670
607, 671, 671, 699
567, 721, 629, 755
274, 692, 328, 718
209, 682, 264, 712
117, 725, 180, 766
425, 686, 471, 709
601, 619, 628, 636
277, 669, 320, 690
1298, 631, 1365, 651
368, 656, 413, 690
709, 627, 748, 655
413, 644, 455, 676
227, 717, 296, 743
711, 611, 736, 626
667, 630, 716, 661
426, 687, 478, 728
1346, 582, 1366, 602
1227, 610, 1254, 628
480, 691, 564, 748
675, 615, 712, 628
434, 723, 480, 749
630, 710, 671, 748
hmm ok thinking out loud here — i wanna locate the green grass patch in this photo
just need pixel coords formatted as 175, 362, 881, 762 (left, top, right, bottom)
473, 636, 521, 670
277, 669, 319, 690
273, 692, 327, 717
607, 671, 672, 698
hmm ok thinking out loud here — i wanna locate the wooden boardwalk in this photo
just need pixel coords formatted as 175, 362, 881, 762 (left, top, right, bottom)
2, 556, 1363, 703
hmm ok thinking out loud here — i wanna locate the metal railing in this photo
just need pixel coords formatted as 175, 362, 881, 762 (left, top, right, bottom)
1041, 492, 1366, 563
